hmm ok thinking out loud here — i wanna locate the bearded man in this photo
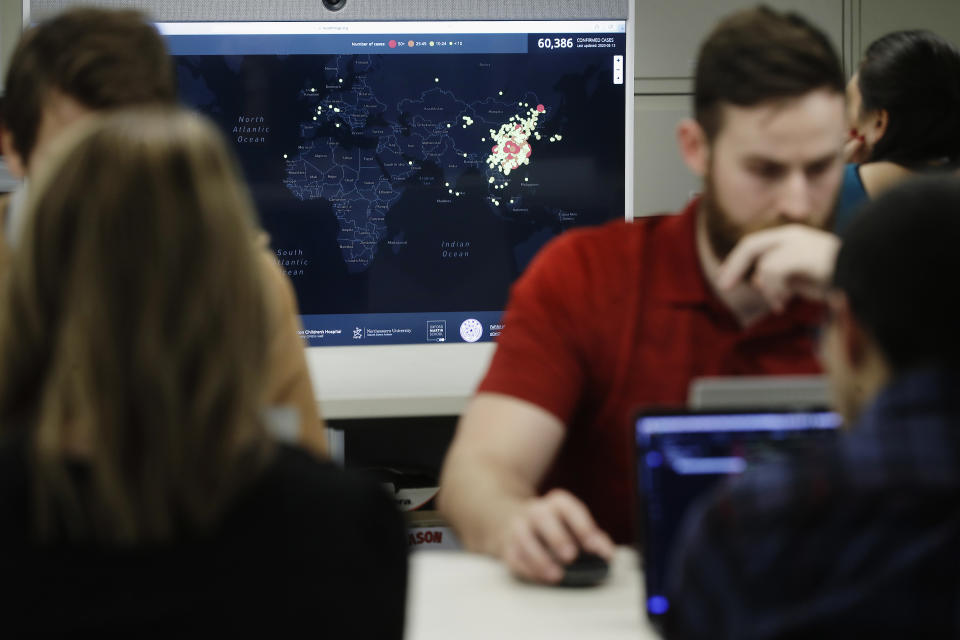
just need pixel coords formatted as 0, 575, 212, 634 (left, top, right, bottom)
438, 6, 848, 584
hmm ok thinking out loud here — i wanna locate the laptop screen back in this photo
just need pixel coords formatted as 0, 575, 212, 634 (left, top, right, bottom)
635, 409, 842, 620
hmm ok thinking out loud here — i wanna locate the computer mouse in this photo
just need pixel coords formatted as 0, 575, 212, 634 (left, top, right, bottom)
558, 550, 610, 587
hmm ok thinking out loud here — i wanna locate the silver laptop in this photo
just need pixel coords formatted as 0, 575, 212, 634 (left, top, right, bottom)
688, 375, 829, 410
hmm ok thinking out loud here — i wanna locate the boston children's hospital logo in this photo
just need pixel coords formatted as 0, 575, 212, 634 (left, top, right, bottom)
459, 318, 483, 343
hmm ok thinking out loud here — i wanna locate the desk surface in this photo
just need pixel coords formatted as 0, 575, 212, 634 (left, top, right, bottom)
405, 548, 660, 640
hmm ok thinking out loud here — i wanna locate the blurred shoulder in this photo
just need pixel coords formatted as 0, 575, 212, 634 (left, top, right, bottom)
525, 215, 676, 284
264, 445, 399, 520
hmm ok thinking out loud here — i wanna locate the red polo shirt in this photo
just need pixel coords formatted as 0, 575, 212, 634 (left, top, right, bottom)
478, 198, 822, 544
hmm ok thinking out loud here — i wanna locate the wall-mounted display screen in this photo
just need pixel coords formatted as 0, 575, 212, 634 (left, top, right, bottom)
164, 20, 629, 346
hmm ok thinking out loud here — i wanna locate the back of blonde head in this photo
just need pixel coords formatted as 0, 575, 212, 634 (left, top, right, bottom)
0, 109, 274, 544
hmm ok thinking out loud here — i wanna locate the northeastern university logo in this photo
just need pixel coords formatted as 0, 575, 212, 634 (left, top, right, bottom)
459, 318, 483, 343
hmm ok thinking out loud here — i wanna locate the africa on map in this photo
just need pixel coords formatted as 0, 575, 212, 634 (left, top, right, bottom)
175, 42, 625, 322
282, 55, 565, 272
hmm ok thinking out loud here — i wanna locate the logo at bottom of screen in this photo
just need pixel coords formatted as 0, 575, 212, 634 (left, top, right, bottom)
427, 320, 447, 343
459, 318, 483, 343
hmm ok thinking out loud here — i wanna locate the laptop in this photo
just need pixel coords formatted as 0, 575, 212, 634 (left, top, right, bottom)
634, 408, 842, 627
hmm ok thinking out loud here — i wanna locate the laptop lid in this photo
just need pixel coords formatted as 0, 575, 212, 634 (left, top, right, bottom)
688, 375, 830, 410
635, 408, 842, 624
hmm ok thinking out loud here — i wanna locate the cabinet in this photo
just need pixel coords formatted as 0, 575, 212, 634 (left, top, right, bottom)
854, 0, 960, 58
634, 0, 844, 89
632, 95, 700, 216
0, 2, 24, 90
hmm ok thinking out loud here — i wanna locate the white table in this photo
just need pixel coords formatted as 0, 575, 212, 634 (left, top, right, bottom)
405, 548, 661, 639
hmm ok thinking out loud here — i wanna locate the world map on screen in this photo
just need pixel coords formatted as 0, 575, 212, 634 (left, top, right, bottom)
175, 45, 625, 318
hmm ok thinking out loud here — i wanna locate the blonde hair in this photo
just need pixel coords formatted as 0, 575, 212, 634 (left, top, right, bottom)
0, 109, 275, 543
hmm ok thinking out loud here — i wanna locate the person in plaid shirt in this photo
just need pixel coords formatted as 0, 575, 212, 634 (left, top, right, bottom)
667, 174, 960, 639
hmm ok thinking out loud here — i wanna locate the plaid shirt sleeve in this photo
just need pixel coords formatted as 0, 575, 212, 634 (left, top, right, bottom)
663, 460, 836, 640
663, 371, 960, 639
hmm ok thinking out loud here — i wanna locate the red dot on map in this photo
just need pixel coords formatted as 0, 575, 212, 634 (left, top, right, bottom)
492, 145, 499, 153
504, 141, 520, 154
389, 40, 397, 48
537, 104, 545, 112
526, 149, 532, 158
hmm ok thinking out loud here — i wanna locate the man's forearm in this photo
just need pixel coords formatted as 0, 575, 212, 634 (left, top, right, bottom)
438, 456, 533, 557
438, 393, 567, 557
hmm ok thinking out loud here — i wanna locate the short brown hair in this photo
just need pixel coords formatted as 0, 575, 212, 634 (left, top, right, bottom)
694, 6, 844, 140
2, 7, 176, 165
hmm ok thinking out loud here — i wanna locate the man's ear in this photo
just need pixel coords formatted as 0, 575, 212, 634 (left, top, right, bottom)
676, 118, 709, 178
0, 127, 26, 180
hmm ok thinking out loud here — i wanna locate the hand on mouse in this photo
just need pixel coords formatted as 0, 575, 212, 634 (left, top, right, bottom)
499, 488, 615, 584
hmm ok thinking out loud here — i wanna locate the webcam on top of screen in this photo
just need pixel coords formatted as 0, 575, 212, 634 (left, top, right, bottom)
322, 0, 347, 11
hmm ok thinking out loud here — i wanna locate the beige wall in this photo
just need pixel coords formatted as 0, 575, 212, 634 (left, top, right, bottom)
1, 0, 23, 91
855, 0, 960, 56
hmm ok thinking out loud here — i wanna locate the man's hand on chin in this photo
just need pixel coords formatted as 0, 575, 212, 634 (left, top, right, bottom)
718, 225, 841, 312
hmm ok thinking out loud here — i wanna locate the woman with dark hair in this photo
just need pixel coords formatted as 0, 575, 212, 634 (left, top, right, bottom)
717, 31, 960, 322
838, 30, 960, 231
0, 109, 407, 636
